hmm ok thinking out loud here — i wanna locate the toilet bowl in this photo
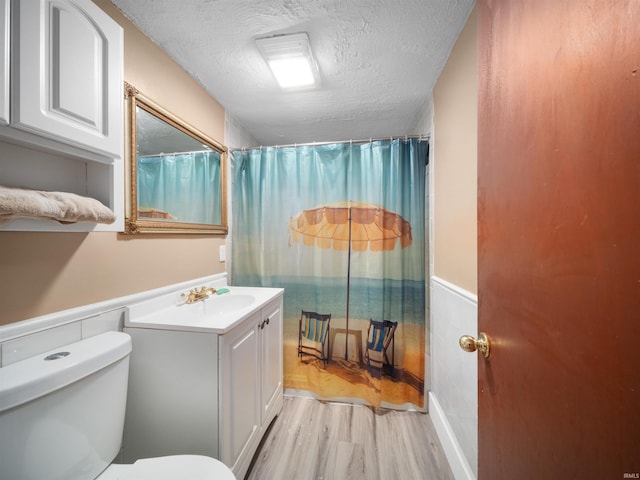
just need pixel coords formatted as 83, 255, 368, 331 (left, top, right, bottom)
0, 332, 236, 480
98, 455, 235, 480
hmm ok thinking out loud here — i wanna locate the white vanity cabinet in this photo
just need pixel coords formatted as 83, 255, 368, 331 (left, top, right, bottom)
3, 0, 123, 161
219, 310, 261, 474
219, 297, 284, 477
123, 288, 284, 480
122, 328, 222, 460
260, 298, 284, 427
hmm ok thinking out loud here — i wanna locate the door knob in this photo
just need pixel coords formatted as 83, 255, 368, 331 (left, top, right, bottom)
459, 332, 491, 358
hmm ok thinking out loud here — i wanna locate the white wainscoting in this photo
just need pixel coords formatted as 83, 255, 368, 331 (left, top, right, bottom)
429, 275, 477, 480
0, 273, 228, 367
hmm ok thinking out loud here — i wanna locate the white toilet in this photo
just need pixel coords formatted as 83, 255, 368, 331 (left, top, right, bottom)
0, 331, 236, 480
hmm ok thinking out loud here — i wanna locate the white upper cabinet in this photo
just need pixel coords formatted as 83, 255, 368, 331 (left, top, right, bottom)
0, 0, 8, 125
0, 0, 124, 232
6, 0, 123, 162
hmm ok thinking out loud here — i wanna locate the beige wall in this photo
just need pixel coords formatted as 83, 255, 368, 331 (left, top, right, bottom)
0, 1, 227, 325
432, 6, 477, 294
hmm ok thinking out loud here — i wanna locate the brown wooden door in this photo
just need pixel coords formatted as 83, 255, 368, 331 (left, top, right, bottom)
477, 1, 640, 478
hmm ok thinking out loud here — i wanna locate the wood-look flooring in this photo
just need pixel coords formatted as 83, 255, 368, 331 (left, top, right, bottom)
246, 395, 454, 480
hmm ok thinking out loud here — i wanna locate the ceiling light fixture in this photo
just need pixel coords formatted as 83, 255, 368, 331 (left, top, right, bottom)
256, 33, 320, 89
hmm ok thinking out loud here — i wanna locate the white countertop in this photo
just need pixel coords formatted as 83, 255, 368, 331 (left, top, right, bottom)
125, 286, 284, 334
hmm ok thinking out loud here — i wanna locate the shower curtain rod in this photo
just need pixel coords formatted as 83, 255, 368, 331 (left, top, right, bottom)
237, 134, 429, 151
138, 149, 215, 158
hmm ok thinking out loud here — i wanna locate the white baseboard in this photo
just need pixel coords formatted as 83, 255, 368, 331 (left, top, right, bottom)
429, 391, 476, 480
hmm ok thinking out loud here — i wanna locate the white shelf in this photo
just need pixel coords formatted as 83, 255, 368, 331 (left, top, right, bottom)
0, 141, 124, 232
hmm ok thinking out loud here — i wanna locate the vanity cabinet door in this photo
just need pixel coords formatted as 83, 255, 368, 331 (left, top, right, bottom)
219, 311, 261, 474
11, 0, 123, 160
0, 0, 8, 125
260, 298, 283, 426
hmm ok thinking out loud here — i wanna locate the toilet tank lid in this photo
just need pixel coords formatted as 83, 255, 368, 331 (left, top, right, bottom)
0, 331, 131, 413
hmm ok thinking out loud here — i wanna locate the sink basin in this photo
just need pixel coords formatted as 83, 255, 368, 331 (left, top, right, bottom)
126, 285, 283, 334
203, 294, 256, 314
180, 294, 257, 319
174, 293, 257, 322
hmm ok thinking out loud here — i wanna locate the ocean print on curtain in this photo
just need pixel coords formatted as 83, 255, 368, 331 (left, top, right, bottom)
231, 139, 427, 409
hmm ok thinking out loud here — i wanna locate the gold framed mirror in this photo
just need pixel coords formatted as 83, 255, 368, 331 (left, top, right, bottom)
123, 82, 227, 234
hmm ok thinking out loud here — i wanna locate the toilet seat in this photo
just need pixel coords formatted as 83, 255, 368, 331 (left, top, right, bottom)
97, 455, 236, 480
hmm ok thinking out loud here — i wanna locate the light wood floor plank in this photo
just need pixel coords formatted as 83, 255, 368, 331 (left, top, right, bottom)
246, 395, 454, 480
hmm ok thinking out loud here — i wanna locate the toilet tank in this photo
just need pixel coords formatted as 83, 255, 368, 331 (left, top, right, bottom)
0, 331, 132, 480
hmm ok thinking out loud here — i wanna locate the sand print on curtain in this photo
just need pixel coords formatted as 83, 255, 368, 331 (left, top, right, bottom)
231, 139, 427, 409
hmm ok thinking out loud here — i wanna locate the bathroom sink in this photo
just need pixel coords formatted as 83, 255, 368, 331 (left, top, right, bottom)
126, 286, 282, 334
200, 294, 256, 314
178, 294, 257, 320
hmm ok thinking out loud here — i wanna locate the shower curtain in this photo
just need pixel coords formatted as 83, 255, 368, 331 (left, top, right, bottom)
231, 138, 427, 409
137, 150, 222, 224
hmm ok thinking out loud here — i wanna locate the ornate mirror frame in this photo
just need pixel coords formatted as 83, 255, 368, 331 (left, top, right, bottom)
124, 83, 228, 234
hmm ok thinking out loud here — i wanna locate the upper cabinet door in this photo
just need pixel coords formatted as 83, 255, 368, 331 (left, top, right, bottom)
0, 0, 8, 125
11, 0, 123, 160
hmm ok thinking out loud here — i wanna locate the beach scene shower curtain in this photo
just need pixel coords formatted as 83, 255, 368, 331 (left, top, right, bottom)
137, 150, 222, 223
231, 139, 427, 408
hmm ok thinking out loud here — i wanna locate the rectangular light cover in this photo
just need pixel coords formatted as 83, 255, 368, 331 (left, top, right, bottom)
256, 33, 320, 89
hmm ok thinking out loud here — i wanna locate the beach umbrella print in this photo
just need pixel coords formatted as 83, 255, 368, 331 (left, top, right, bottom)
288, 201, 412, 360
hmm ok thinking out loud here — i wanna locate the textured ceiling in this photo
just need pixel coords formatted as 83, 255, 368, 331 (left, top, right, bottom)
110, 0, 474, 146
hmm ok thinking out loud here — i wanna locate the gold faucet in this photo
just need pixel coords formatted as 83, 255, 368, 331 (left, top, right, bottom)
184, 286, 216, 304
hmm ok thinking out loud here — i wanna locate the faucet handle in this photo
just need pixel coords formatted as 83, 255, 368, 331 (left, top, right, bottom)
188, 289, 199, 302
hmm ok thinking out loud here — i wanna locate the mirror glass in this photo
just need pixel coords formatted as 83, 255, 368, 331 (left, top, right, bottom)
124, 83, 227, 234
